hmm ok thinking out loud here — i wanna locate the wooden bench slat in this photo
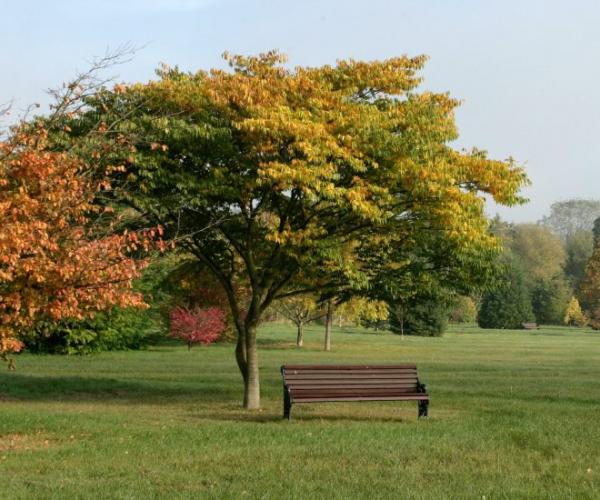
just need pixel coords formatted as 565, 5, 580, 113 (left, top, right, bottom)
283, 364, 417, 370
286, 378, 418, 383
289, 378, 416, 382
288, 381, 418, 387
292, 393, 424, 400
291, 388, 423, 395
293, 395, 429, 403
284, 370, 418, 376
291, 388, 418, 394
284, 373, 417, 379
290, 384, 418, 394
292, 391, 427, 397
283, 366, 418, 372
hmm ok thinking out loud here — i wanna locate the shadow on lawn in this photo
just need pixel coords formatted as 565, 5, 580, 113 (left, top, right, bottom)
205, 412, 419, 423
187, 406, 421, 424
0, 372, 240, 405
186, 399, 427, 423
256, 337, 332, 352
1, 373, 425, 423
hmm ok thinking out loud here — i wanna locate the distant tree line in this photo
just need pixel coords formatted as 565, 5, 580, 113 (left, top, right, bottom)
477, 199, 600, 329
17, 193, 600, 357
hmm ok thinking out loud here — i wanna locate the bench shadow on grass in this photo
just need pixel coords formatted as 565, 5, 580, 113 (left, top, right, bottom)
188, 400, 431, 423
190, 413, 420, 424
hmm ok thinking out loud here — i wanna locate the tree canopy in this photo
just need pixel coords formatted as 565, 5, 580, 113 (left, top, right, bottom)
578, 243, 600, 327
564, 230, 593, 287
63, 51, 528, 408
508, 224, 566, 283
478, 258, 534, 329
540, 199, 600, 239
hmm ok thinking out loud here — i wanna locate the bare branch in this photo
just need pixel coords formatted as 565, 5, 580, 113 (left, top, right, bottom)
45, 43, 142, 126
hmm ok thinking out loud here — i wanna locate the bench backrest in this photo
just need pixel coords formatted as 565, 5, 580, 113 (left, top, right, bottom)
281, 364, 420, 393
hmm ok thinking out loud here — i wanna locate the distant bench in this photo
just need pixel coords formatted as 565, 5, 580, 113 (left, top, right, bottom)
280, 364, 429, 420
522, 322, 539, 330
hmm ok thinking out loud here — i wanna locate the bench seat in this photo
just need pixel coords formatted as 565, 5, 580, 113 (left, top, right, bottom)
281, 364, 429, 419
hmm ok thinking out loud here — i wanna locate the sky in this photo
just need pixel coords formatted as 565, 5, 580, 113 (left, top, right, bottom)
2, 0, 599, 222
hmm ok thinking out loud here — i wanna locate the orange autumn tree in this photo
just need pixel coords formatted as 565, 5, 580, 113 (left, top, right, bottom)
0, 124, 153, 366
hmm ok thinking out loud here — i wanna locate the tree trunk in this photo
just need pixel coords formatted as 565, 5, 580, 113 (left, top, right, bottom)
395, 305, 405, 340
324, 300, 332, 351
400, 311, 405, 340
242, 324, 260, 409
296, 322, 304, 347
235, 328, 248, 384
209, 267, 264, 410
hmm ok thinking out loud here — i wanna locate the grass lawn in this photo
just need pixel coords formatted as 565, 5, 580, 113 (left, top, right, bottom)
1, 323, 600, 499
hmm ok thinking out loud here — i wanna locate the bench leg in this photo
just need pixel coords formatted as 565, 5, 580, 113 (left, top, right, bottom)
418, 400, 429, 418
283, 388, 292, 420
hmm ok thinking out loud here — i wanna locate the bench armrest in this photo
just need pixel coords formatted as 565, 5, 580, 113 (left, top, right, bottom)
280, 365, 290, 391
417, 381, 427, 393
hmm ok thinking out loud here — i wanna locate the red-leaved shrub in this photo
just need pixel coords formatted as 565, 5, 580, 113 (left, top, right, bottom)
169, 306, 226, 349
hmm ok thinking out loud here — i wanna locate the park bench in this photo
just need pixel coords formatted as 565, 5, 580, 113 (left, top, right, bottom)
522, 322, 539, 330
280, 364, 429, 420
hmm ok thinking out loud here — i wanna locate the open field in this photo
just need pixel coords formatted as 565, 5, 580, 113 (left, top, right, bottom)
1, 324, 600, 499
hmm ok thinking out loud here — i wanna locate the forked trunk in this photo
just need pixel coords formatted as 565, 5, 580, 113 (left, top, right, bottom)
324, 300, 332, 351
219, 275, 263, 410
296, 322, 304, 347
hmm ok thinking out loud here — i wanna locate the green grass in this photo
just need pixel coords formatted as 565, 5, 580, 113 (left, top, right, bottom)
1, 323, 600, 499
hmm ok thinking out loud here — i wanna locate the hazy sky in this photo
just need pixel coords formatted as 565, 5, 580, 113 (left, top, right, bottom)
3, 0, 599, 222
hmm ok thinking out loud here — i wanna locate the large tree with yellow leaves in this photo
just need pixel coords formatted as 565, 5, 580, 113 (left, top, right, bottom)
67, 51, 527, 408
